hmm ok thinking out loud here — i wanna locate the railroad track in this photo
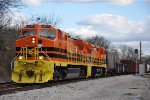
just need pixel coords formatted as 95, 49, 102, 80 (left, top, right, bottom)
0, 82, 40, 96
0, 75, 115, 96
0, 82, 18, 95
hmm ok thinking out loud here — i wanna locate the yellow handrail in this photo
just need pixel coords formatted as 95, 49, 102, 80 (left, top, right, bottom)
26, 47, 27, 60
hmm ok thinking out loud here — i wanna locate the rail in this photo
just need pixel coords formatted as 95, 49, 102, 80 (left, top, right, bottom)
0, 75, 114, 96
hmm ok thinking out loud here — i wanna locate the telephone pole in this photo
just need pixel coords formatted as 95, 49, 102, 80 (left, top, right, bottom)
140, 41, 142, 64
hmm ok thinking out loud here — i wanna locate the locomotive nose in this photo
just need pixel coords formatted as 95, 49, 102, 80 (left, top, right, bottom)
26, 70, 35, 77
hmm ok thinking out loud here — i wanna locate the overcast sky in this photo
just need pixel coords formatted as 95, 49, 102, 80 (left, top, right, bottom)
15, 0, 150, 55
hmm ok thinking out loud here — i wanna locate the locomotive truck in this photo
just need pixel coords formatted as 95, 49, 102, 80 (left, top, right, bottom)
11, 24, 106, 83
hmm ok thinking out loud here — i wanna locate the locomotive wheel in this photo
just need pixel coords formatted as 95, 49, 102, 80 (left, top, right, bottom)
79, 67, 87, 78
91, 68, 96, 78
91, 67, 106, 78
80, 70, 86, 78
99, 68, 105, 77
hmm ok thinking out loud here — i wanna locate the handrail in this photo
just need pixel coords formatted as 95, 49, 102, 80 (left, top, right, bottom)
11, 47, 54, 70
40, 48, 53, 62
11, 48, 22, 69
26, 47, 27, 60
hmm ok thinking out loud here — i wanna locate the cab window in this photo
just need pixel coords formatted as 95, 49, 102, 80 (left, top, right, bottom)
39, 30, 55, 40
22, 30, 36, 37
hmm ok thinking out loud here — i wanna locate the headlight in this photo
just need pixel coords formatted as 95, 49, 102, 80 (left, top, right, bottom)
39, 56, 44, 60
32, 41, 35, 43
32, 38, 35, 43
19, 56, 23, 60
32, 38, 35, 41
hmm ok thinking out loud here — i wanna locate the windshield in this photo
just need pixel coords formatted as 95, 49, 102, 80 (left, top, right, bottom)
22, 30, 36, 37
39, 30, 55, 40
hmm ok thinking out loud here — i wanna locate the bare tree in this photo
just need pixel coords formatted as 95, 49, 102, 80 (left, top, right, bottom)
0, 0, 23, 32
0, 14, 13, 32
86, 35, 111, 49
0, 0, 23, 82
30, 13, 62, 27
144, 56, 150, 65
126, 46, 135, 60
0, 0, 22, 13
119, 45, 128, 60
15, 13, 63, 29
119, 45, 136, 60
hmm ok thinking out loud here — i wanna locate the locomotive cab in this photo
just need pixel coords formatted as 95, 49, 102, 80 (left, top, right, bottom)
19, 24, 56, 45
21, 28, 56, 40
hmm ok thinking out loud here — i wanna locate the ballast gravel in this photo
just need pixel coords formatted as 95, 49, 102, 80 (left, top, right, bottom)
0, 75, 149, 100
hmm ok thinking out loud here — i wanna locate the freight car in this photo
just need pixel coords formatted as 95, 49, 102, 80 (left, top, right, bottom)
11, 24, 107, 83
120, 60, 139, 74
116, 63, 129, 75
106, 50, 120, 75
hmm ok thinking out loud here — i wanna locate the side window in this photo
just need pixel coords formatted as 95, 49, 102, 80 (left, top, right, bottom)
64, 35, 68, 41
58, 30, 62, 39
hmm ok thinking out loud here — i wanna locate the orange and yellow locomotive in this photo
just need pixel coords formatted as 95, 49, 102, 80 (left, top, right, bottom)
11, 24, 106, 83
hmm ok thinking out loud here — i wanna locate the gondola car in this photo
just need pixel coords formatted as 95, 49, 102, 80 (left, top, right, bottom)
11, 24, 106, 83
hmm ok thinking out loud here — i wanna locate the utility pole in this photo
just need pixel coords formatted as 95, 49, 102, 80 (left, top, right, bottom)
135, 49, 138, 75
140, 41, 142, 64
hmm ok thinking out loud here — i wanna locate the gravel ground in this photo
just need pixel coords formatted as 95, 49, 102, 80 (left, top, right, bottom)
0, 75, 150, 100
